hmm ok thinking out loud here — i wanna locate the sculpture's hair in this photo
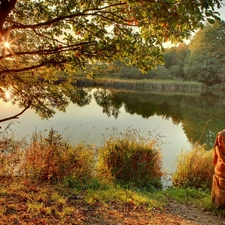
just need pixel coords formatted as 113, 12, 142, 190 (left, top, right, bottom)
214, 130, 225, 147
213, 130, 225, 165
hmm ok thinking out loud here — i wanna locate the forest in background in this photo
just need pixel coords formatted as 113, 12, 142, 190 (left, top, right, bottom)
73, 20, 225, 88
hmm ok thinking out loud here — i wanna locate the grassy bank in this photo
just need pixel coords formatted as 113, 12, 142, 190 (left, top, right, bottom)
0, 127, 224, 224
1, 176, 223, 225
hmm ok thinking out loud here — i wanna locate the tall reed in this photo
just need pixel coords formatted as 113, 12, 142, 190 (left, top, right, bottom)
23, 129, 95, 182
172, 144, 214, 190
97, 128, 163, 190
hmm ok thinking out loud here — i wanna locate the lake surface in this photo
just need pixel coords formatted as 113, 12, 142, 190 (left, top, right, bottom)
1, 87, 224, 173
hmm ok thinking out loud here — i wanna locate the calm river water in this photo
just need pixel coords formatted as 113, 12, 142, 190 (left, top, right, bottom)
1, 87, 224, 173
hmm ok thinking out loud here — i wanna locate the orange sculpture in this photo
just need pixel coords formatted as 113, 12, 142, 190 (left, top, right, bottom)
212, 130, 225, 208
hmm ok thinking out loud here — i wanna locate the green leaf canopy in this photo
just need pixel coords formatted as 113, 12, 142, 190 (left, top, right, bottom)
0, 0, 223, 120
0, 0, 222, 74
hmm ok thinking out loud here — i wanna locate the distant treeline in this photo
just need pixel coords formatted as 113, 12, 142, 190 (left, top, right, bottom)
72, 20, 225, 89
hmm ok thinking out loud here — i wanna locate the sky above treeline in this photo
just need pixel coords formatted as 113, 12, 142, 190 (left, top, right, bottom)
217, 2, 225, 20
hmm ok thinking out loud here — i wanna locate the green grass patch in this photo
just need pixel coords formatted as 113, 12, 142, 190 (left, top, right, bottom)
85, 184, 167, 209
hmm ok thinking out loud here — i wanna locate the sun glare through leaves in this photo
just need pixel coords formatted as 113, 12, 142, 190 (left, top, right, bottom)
4, 42, 10, 48
5, 91, 11, 99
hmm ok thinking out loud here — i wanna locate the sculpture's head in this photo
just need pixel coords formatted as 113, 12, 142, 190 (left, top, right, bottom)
215, 130, 225, 148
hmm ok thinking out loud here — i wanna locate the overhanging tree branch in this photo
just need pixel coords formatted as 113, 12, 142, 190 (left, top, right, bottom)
0, 100, 31, 123
0, 42, 92, 60
0, 59, 68, 75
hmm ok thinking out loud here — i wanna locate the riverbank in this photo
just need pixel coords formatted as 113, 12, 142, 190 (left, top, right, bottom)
0, 103, 224, 224
0, 177, 224, 225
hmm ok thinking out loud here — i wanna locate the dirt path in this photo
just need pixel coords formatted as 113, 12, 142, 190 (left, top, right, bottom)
72, 199, 225, 225
1, 177, 225, 225
0, 196, 225, 225
165, 200, 225, 225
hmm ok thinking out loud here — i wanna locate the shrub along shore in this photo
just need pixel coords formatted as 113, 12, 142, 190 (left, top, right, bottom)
0, 126, 224, 221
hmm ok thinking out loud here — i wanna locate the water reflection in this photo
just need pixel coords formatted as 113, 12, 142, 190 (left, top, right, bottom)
1, 87, 223, 148
92, 88, 224, 149
1, 86, 224, 172
93, 89, 122, 118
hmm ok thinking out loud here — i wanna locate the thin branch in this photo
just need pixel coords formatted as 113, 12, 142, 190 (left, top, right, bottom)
0, 101, 32, 123
0, 41, 92, 60
0, 58, 68, 75
1, 2, 127, 34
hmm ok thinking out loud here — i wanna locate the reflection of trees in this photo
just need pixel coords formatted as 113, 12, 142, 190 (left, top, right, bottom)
2, 80, 225, 149
91, 89, 225, 148
92, 89, 184, 124
181, 93, 225, 148
0, 78, 91, 122
93, 89, 123, 118
70, 88, 92, 107
120, 93, 183, 125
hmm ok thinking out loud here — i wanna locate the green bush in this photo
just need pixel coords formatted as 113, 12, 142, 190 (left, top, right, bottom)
172, 144, 214, 190
97, 128, 163, 190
